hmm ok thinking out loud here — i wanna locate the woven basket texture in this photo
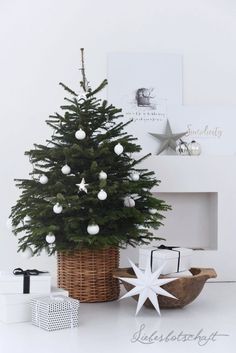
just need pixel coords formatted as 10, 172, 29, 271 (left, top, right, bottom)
57, 247, 120, 302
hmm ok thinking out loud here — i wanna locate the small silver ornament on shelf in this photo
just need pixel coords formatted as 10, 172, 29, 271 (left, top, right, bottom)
53, 203, 63, 214
176, 141, 189, 156
39, 175, 48, 184
87, 223, 100, 235
114, 143, 124, 155
188, 140, 201, 156
61, 164, 71, 175
97, 189, 107, 200
75, 128, 86, 140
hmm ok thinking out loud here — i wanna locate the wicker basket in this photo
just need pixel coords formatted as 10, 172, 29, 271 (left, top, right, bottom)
57, 247, 120, 302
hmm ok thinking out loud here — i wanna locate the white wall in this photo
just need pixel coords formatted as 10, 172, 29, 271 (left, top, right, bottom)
1, 0, 236, 278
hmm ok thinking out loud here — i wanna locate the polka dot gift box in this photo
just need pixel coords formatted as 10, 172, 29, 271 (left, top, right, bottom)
31, 295, 80, 331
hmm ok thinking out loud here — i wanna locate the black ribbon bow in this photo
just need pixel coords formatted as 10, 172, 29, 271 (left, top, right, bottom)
150, 245, 181, 273
13, 268, 49, 294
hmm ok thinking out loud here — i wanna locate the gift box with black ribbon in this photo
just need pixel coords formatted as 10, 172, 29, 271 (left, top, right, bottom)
139, 245, 193, 275
31, 295, 80, 331
0, 287, 69, 324
0, 268, 51, 294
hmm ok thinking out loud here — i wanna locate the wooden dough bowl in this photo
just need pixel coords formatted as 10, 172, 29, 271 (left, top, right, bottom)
113, 267, 217, 308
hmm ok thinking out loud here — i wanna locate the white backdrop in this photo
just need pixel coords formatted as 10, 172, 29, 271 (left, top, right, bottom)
1, 0, 236, 279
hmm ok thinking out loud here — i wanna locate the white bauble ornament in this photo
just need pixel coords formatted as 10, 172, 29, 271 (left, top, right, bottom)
114, 143, 124, 155
149, 208, 158, 215
21, 247, 33, 259
131, 172, 140, 181
53, 203, 63, 214
61, 164, 71, 175
23, 215, 32, 224
75, 128, 86, 140
39, 175, 48, 184
46, 233, 56, 244
124, 196, 135, 208
87, 223, 100, 235
188, 140, 201, 156
99, 170, 107, 180
97, 189, 107, 201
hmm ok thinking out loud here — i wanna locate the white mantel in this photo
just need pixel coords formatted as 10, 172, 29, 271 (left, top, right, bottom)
140, 156, 236, 281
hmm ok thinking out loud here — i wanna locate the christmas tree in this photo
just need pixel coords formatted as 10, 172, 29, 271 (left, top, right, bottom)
10, 49, 170, 255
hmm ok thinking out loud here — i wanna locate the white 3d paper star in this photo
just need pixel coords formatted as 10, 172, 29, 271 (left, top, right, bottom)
76, 178, 89, 193
119, 260, 178, 315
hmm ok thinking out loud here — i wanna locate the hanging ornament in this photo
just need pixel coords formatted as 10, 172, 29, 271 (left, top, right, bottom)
53, 203, 63, 214
23, 215, 31, 225
87, 223, 100, 235
119, 260, 178, 315
124, 196, 135, 208
75, 128, 86, 140
176, 141, 189, 156
46, 233, 56, 244
114, 143, 124, 155
21, 247, 33, 259
39, 175, 48, 184
99, 170, 107, 180
97, 189, 107, 201
130, 172, 140, 181
188, 140, 201, 156
76, 178, 88, 193
149, 208, 158, 215
61, 164, 71, 175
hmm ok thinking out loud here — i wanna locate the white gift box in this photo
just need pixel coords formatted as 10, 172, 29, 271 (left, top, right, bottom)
31, 295, 80, 331
0, 270, 51, 294
139, 246, 193, 275
0, 287, 69, 324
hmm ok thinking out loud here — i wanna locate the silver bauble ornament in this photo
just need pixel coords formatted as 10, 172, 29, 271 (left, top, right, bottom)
114, 143, 124, 155
61, 164, 71, 175
75, 128, 86, 140
149, 208, 158, 215
23, 215, 32, 225
39, 175, 48, 184
130, 172, 140, 181
97, 189, 107, 200
99, 170, 107, 180
21, 247, 33, 259
176, 142, 189, 156
124, 196, 135, 208
188, 140, 201, 156
87, 223, 100, 235
53, 203, 63, 214
46, 233, 56, 244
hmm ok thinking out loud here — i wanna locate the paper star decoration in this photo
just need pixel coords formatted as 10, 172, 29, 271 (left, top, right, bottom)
119, 260, 178, 315
76, 178, 89, 193
149, 119, 187, 155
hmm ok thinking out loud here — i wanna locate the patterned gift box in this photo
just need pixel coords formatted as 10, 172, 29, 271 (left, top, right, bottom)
31, 295, 80, 331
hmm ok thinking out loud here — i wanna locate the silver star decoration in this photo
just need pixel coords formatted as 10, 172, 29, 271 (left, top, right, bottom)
149, 119, 187, 155
76, 178, 89, 193
119, 259, 178, 315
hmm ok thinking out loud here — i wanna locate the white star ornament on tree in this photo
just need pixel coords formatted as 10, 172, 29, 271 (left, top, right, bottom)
76, 178, 89, 193
119, 260, 178, 315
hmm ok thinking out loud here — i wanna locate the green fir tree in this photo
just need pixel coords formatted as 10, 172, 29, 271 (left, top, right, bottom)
10, 49, 170, 255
